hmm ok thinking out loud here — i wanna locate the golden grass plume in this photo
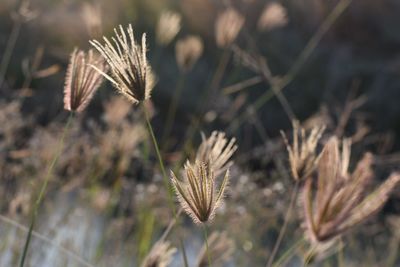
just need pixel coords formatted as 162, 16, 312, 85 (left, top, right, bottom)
90, 24, 155, 104
63, 49, 106, 113
215, 8, 244, 48
257, 2, 288, 32
156, 11, 181, 46
175, 35, 203, 72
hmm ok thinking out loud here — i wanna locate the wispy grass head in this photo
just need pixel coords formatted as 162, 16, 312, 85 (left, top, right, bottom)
63, 49, 106, 113
140, 240, 177, 267
215, 8, 244, 48
257, 2, 288, 32
196, 231, 234, 267
156, 11, 181, 46
303, 136, 400, 252
281, 120, 325, 181
90, 24, 155, 104
196, 131, 237, 178
175, 35, 203, 72
170, 161, 229, 224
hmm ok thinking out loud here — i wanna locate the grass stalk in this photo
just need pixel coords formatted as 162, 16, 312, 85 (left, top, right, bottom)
19, 112, 74, 267
203, 224, 212, 267
142, 103, 189, 267
271, 237, 306, 267
267, 181, 300, 267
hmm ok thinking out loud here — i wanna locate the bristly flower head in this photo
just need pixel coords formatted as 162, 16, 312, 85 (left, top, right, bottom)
281, 120, 325, 181
257, 2, 288, 32
140, 240, 177, 267
303, 137, 400, 254
90, 24, 155, 104
196, 131, 237, 178
215, 8, 244, 48
170, 161, 229, 224
175, 35, 203, 72
64, 49, 106, 113
156, 10, 181, 46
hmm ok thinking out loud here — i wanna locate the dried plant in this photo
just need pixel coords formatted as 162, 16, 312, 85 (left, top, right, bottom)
196, 231, 235, 267
303, 136, 400, 252
215, 8, 244, 48
156, 11, 181, 46
281, 120, 325, 181
81, 2, 102, 38
196, 131, 238, 178
140, 240, 177, 267
63, 49, 106, 113
175, 35, 203, 72
257, 2, 288, 32
90, 24, 155, 104
170, 161, 229, 224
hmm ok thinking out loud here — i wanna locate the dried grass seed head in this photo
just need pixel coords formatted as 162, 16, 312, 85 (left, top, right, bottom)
170, 161, 229, 224
303, 136, 400, 250
140, 240, 177, 267
281, 120, 325, 181
257, 2, 288, 32
215, 8, 245, 48
81, 2, 102, 38
175, 35, 203, 72
90, 24, 155, 104
196, 131, 238, 178
156, 11, 182, 46
64, 49, 106, 113
196, 231, 235, 267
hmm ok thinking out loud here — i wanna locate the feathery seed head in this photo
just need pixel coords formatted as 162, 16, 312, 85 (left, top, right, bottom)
196, 131, 237, 178
64, 48, 106, 113
90, 24, 155, 104
170, 161, 229, 224
140, 240, 177, 267
257, 2, 288, 32
303, 136, 400, 254
156, 11, 181, 46
215, 8, 244, 48
196, 231, 235, 267
281, 120, 325, 181
175, 35, 203, 72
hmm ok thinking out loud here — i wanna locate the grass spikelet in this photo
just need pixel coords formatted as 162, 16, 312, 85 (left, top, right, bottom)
175, 35, 203, 72
215, 8, 244, 48
257, 2, 288, 32
63, 49, 106, 113
156, 11, 181, 46
303, 136, 400, 256
195, 131, 237, 178
90, 24, 155, 104
196, 231, 235, 267
170, 161, 229, 224
281, 120, 325, 181
140, 240, 177, 267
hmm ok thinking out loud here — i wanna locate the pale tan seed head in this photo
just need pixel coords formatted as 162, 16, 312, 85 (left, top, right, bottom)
170, 161, 229, 224
81, 2, 102, 38
303, 136, 400, 254
140, 240, 177, 267
156, 11, 181, 46
281, 120, 325, 181
196, 231, 235, 267
257, 2, 288, 32
196, 131, 237, 178
90, 24, 155, 104
215, 8, 245, 48
64, 49, 106, 113
175, 35, 203, 72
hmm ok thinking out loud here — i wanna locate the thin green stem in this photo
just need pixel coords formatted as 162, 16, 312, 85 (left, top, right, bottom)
203, 224, 212, 267
267, 182, 300, 267
271, 237, 306, 267
142, 103, 189, 267
19, 112, 74, 267
161, 73, 186, 148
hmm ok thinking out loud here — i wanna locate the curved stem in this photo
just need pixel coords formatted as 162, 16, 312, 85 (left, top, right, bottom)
19, 112, 74, 267
267, 181, 300, 267
142, 103, 189, 267
203, 224, 212, 267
